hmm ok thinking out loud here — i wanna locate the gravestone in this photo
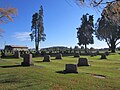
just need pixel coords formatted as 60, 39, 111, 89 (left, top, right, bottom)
105, 51, 109, 56
96, 51, 99, 55
77, 58, 90, 66
43, 55, 51, 62
21, 54, 33, 66
94, 52, 98, 56
74, 53, 80, 57
65, 64, 78, 73
100, 53, 107, 59
14, 51, 20, 58
30, 52, 35, 57
55, 53, 62, 59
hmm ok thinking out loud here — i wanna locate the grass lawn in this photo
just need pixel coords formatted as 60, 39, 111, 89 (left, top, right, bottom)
0, 53, 120, 90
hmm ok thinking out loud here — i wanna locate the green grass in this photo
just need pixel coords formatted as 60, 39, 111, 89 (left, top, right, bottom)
0, 53, 120, 90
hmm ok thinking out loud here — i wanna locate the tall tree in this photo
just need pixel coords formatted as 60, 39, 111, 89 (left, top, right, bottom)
95, 15, 120, 53
95, 1, 120, 53
77, 13, 94, 53
30, 6, 46, 52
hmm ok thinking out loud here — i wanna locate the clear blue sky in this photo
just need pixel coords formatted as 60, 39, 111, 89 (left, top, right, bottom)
1, 0, 118, 49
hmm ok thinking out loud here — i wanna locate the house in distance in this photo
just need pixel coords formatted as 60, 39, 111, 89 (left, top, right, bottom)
4, 45, 28, 51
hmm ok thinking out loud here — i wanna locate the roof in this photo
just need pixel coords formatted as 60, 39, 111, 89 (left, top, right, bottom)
5, 45, 28, 48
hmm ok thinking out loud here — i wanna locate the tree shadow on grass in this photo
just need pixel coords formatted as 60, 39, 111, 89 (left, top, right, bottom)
1, 56, 17, 59
0, 65, 22, 68
56, 70, 78, 74
34, 61, 43, 63
51, 59, 62, 60
51, 59, 56, 60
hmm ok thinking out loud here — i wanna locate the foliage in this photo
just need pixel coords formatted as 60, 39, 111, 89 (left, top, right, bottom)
76, 0, 117, 7
76, 0, 120, 25
0, 7, 17, 36
95, 3, 120, 53
102, 1, 120, 26
77, 13, 94, 53
0, 8, 17, 23
30, 6, 46, 52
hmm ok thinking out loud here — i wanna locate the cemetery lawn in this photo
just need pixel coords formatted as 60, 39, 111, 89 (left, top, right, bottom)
0, 54, 120, 90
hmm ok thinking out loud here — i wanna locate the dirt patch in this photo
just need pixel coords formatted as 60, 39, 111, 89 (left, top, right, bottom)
86, 73, 106, 79
92, 74, 106, 79
117, 68, 120, 70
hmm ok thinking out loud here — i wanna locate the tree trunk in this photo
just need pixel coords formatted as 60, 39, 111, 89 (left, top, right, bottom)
85, 44, 87, 54
35, 42, 40, 55
111, 41, 116, 53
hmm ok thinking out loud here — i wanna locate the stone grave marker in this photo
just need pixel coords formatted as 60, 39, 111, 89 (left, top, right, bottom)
55, 53, 62, 59
105, 51, 109, 56
65, 64, 78, 73
100, 53, 107, 59
21, 54, 33, 66
43, 55, 51, 62
14, 51, 20, 58
74, 53, 80, 57
77, 58, 90, 66
96, 51, 99, 55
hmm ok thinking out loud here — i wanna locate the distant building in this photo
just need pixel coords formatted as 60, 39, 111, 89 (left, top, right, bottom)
4, 45, 28, 51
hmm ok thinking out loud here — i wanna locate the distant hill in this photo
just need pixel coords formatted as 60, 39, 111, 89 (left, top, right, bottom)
41, 46, 69, 51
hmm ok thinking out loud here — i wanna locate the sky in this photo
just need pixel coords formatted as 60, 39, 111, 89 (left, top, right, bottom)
0, 0, 119, 49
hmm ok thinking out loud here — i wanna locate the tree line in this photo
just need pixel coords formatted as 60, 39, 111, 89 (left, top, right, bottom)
0, 0, 119, 53
77, 1, 120, 53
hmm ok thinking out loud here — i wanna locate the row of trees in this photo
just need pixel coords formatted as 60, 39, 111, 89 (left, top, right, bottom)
1, 1, 119, 53
77, 1, 120, 53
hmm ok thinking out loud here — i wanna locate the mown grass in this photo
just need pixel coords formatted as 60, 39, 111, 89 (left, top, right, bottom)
0, 53, 120, 90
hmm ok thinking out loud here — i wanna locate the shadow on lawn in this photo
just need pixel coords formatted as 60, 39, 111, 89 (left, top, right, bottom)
56, 70, 78, 74
34, 61, 43, 63
0, 65, 22, 68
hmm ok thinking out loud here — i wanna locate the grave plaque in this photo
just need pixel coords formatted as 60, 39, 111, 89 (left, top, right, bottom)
74, 53, 80, 57
105, 51, 109, 56
21, 54, 33, 66
65, 64, 78, 73
100, 53, 107, 59
55, 53, 62, 59
43, 55, 51, 62
14, 51, 20, 58
77, 58, 90, 66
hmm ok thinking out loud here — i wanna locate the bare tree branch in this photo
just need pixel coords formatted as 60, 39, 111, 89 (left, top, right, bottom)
116, 42, 120, 46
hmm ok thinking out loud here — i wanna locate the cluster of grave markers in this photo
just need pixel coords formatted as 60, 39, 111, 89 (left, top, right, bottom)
42, 53, 90, 73
0, 49, 118, 73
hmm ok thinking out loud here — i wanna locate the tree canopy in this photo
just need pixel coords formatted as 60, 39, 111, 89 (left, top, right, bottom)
30, 6, 46, 52
95, 14, 120, 53
76, 0, 120, 25
77, 13, 94, 53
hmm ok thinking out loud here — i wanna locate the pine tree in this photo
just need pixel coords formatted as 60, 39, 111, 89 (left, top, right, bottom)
30, 6, 46, 52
